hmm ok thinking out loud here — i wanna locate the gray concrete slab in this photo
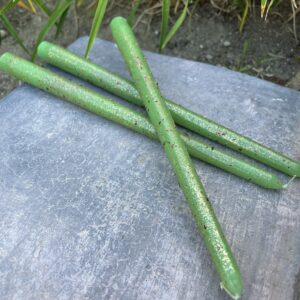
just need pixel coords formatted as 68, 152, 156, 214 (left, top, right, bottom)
0, 37, 300, 300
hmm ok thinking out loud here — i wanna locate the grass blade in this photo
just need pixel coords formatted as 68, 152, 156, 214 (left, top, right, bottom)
161, 0, 189, 50
159, 0, 170, 52
33, 0, 52, 16
264, 0, 276, 20
0, 0, 21, 15
0, 13, 30, 55
31, 0, 73, 61
127, 0, 143, 27
18, 0, 36, 13
55, 6, 70, 39
239, 0, 249, 32
261, 0, 268, 17
28, 0, 37, 13
84, 0, 109, 58
33, 0, 61, 29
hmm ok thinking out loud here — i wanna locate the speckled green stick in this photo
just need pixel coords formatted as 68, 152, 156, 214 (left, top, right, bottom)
0, 53, 282, 190
34, 43, 283, 190
37, 41, 300, 177
110, 17, 243, 299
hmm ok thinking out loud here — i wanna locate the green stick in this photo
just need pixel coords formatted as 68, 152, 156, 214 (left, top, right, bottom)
110, 17, 243, 299
37, 41, 300, 177
0, 53, 282, 190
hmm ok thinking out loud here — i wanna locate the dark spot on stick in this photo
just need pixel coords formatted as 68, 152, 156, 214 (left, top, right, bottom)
163, 141, 170, 148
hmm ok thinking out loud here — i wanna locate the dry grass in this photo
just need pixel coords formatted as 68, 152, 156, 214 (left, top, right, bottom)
83, 0, 188, 16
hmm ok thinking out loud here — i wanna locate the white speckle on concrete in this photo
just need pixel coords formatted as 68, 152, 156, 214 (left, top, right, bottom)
223, 40, 231, 47
0, 29, 7, 39
77, 229, 89, 240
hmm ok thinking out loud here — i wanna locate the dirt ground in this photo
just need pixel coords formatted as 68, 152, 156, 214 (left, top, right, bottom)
0, 1, 300, 99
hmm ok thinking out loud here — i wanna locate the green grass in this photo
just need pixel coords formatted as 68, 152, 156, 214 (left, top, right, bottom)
0, 13, 30, 55
31, 0, 73, 61
0, 0, 297, 59
159, 0, 171, 52
84, 0, 108, 58
127, 0, 143, 27
160, 0, 189, 51
0, 1, 21, 15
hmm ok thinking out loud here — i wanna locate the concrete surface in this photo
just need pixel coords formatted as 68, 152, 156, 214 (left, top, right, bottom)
0, 37, 300, 300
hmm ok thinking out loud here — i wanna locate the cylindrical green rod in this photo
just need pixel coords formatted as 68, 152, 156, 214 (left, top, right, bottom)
0, 53, 282, 190
110, 17, 243, 299
37, 41, 300, 177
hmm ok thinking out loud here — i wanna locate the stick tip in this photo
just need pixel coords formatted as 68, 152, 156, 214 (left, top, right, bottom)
110, 16, 127, 27
37, 41, 52, 57
295, 164, 300, 177
270, 176, 284, 190
0, 52, 12, 61
0, 52, 14, 69
220, 277, 243, 300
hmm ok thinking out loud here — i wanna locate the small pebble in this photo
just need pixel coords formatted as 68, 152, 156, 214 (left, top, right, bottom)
0, 29, 8, 39
223, 40, 231, 47
206, 54, 213, 60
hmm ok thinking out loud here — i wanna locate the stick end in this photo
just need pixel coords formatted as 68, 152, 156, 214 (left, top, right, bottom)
37, 41, 52, 58
0, 52, 14, 70
220, 279, 243, 300
110, 16, 128, 28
